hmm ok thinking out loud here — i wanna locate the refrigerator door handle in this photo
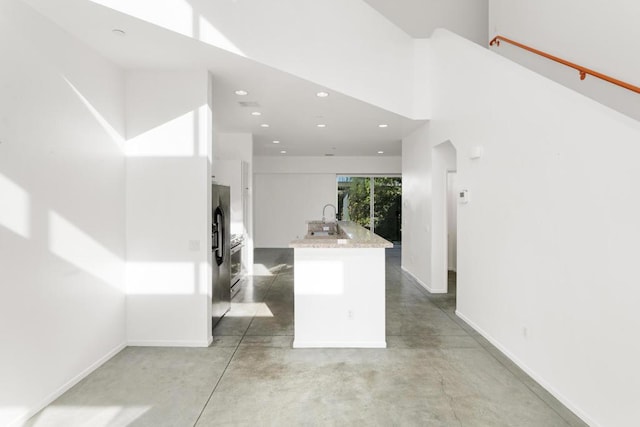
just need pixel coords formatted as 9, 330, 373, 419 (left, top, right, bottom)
212, 223, 219, 251
214, 206, 224, 266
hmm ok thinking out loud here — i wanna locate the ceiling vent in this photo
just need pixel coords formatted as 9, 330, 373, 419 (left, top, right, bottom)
238, 101, 261, 108
324, 153, 334, 157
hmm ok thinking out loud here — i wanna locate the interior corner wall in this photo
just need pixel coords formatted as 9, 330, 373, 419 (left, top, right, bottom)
125, 69, 212, 347
253, 156, 401, 248
420, 29, 640, 427
0, 1, 126, 425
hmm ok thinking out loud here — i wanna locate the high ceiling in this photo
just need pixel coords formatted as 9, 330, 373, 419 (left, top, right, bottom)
22, 0, 487, 156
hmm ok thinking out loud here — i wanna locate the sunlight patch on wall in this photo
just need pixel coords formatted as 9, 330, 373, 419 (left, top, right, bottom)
197, 104, 209, 157
63, 77, 125, 151
1, 406, 27, 427
296, 260, 345, 295
127, 262, 198, 295
89, 0, 245, 56
198, 15, 244, 56
0, 173, 30, 238
126, 110, 201, 157
198, 260, 210, 296
48, 211, 122, 288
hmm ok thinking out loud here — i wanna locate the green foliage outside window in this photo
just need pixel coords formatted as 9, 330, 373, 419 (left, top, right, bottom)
337, 176, 401, 243
373, 177, 402, 242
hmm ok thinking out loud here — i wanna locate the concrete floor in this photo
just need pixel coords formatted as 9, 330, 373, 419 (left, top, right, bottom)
27, 248, 586, 426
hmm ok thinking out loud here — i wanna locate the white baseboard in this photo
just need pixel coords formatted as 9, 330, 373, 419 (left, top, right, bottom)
293, 340, 386, 348
400, 266, 447, 294
127, 339, 211, 347
455, 310, 597, 427
11, 342, 126, 427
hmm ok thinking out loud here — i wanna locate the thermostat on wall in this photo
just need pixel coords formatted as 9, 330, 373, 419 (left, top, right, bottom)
459, 189, 469, 204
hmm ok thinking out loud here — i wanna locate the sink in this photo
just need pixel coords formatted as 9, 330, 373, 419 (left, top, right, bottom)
306, 232, 338, 239
306, 230, 348, 240
307, 220, 338, 236
305, 220, 349, 240
310, 231, 332, 236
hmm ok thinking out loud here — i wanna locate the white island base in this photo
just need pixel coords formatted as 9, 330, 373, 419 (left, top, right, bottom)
292, 247, 386, 348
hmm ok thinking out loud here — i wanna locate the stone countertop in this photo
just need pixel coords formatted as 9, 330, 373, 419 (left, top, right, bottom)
289, 221, 393, 249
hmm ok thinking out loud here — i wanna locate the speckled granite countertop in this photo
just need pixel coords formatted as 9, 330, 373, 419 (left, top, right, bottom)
289, 221, 393, 248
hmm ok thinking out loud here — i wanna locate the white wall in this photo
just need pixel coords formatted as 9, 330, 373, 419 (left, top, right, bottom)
83, 0, 429, 119
489, 0, 640, 121
125, 70, 212, 346
0, 1, 126, 425
401, 125, 432, 289
212, 159, 244, 235
403, 29, 640, 426
255, 174, 338, 248
254, 155, 401, 175
412, 39, 434, 119
213, 132, 254, 273
364, 0, 489, 43
254, 156, 401, 248
214, 131, 253, 161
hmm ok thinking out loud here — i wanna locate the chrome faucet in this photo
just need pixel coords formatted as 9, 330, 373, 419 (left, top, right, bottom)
322, 203, 337, 222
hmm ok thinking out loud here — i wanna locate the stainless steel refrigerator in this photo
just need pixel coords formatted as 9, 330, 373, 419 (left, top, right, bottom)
211, 184, 231, 328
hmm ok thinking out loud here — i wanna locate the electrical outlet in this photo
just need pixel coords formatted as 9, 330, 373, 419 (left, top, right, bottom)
348, 310, 354, 320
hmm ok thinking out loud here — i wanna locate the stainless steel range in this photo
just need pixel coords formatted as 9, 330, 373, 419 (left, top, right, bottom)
230, 234, 244, 299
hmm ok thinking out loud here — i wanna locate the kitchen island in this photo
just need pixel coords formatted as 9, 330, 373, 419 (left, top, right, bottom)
289, 221, 393, 348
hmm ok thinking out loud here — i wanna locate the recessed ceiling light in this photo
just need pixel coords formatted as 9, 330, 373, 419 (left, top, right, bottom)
272, 140, 280, 144
378, 124, 389, 128
235, 90, 248, 96
260, 124, 270, 128
317, 124, 326, 128
377, 151, 384, 154
316, 91, 329, 98
280, 150, 287, 154
251, 111, 262, 116
112, 29, 126, 36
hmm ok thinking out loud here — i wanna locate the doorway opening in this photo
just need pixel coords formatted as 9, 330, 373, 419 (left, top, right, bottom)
432, 141, 457, 295
446, 170, 457, 299
336, 175, 402, 244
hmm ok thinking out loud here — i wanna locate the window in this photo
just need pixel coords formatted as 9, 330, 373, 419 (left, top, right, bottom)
337, 176, 402, 243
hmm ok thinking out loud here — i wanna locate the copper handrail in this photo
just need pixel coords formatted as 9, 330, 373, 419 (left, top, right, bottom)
489, 35, 640, 95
